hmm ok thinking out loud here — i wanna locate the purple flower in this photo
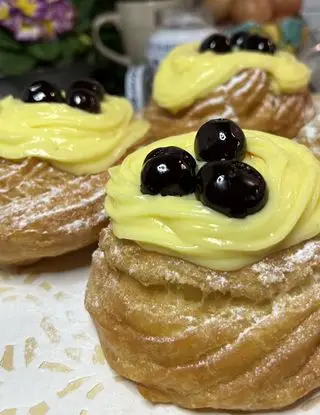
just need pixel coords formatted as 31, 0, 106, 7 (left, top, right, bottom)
45, 0, 75, 34
2, 14, 43, 41
0, 0, 76, 41
13, 0, 47, 19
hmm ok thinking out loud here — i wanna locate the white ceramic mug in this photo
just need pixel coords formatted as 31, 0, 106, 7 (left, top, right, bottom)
92, 0, 183, 66
124, 9, 214, 110
146, 11, 213, 68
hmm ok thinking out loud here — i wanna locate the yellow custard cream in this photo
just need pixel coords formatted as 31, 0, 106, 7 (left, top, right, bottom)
106, 131, 320, 272
0, 95, 149, 175
153, 43, 311, 113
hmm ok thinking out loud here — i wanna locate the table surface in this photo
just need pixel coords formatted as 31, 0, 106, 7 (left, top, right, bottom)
0, 246, 320, 415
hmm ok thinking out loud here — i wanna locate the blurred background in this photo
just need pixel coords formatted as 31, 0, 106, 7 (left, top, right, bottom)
0, 0, 318, 102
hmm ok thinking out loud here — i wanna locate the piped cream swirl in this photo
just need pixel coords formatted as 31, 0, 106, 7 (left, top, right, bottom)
153, 43, 311, 113
106, 131, 320, 271
0, 95, 149, 175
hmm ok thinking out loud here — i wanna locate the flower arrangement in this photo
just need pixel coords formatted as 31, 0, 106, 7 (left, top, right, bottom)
0, 0, 75, 41
0, 0, 116, 76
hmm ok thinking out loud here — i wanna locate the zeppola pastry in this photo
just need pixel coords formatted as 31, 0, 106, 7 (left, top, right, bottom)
145, 32, 315, 143
86, 119, 320, 411
0, 79, 150, 265
296, 95, 320, 159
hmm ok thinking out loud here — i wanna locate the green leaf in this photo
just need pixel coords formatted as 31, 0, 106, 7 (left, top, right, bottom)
0, 29, 22, 51
27, 42, 61, 62
90, 0, 116, 14
0, 50, 36, 75
74, 0, 95, 24
58, 36, 80, 66
86, 50, 96, 65
57, 35, 90, 65
77, 35, 91, 53
75, 20, 91, 34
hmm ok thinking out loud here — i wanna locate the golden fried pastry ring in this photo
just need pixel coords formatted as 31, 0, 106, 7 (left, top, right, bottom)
145, 69, 315, 141
0, 157, 108, 266
0, 134, 155, 266
86, 224, 320, 412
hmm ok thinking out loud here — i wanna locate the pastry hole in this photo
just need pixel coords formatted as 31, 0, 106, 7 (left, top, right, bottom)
170, 283, 203, 303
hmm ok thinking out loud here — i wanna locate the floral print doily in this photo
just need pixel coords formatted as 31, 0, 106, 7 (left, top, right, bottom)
0, 248, 319, 415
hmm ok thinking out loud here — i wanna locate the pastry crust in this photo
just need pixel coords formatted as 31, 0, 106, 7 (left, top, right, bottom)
0, 132, 153, 266
85, 224, 320, 411
296, 95, 320, 159
145, 69, 315, 141
0, 157, 107, 265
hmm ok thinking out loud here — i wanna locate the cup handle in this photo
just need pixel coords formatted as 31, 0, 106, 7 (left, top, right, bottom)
92, 13, 131, 66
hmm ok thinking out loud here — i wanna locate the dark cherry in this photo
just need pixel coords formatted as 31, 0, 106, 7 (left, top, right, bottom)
195, 160, 268, 218
22, 80, 64, 103
199, 33, 231, 54
195, 119, 246, 162
69, 79, 105, 100
230, 31, 249, 49
144, 146, 196, 170
244, 34, 276, 54
66, 89, 101, 113
141, 149, 196, 196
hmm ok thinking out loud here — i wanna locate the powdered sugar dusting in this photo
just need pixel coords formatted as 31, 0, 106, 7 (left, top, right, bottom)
296, 97, 320, 156
0, 159, 107, 232
304, 123, 319, 143
232, 69, 261, 98
224, 70, 249, 90
289, 240, 320, 265
61, 210, 106, 234
297, 117, 320, 156
253, 240, 320, 286
253, 261, 287, 285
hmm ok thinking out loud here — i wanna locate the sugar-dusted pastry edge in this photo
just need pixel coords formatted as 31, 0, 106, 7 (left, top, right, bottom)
145, 69, 315, 142
295, 95, 320, 159
85, 224, 320, 411
0, 129, 153, 266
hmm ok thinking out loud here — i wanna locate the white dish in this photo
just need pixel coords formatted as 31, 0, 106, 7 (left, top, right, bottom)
0, 248, 319, 414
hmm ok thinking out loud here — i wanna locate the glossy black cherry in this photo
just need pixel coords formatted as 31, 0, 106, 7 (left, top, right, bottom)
195, 119, 246, 162
144, 146, 196, 170
141, 149, 196, 196
66, 89, 101, 113
69, 79, 105, 100
195, 160, 268, 218
22, 80, 64, 103
199, 33, 231, 54
230, 31, 249, 49
244, 34, 276, 54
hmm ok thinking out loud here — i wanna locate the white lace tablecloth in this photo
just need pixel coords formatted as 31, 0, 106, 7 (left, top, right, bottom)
0, 247, 319, 415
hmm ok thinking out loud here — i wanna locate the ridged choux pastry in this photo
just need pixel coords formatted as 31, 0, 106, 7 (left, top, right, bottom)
86, 120, 320, 411
0, 79, 150, 265
144, 34, 317, 151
